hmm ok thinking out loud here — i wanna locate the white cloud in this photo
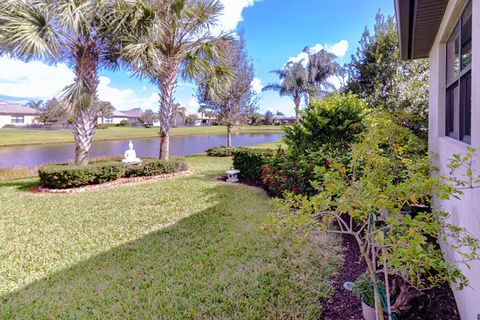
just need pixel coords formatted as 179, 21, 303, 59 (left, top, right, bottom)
0, 57, 161, 110
216, 0, 260, 32
0, 57, 74, 100
97, 76, 158, 110
251, 77, 263, 94
287, 40, 349, 66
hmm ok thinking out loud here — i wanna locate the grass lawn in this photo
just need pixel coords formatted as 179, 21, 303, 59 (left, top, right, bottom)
0, 155, 341, 319
0, 125, 284, 147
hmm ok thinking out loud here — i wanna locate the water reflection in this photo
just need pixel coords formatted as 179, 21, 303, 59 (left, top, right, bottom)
0, 133, 283, 168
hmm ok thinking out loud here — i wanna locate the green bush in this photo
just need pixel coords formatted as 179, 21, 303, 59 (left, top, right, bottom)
232, 148, 273, 182
352, 273, 375, 307
284, 92, 367, 156
117, 120, 129, 127
3, 124, 16, 128
206, 146, 237, 157
124, 159, 188, 178
39, 159, 188, 189
39, 162, 125, 189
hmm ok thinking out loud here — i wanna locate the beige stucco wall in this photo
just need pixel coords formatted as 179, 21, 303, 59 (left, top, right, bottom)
429, 0, 480, 319
0, 114, 37, 127
96, 117, 128, 125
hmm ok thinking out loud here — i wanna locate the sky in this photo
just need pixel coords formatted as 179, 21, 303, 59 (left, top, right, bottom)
0, 0, 395, 116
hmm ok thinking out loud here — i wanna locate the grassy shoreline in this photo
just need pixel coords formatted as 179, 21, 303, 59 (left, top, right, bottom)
0, 125, 284, 147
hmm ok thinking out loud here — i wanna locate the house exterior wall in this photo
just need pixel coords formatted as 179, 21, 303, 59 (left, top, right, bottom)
429, 0, 480, 318
96, 117, 128, 125
0, 114, 37, 127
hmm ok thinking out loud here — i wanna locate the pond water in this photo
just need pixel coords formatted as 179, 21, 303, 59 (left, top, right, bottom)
0, 133, 283, 168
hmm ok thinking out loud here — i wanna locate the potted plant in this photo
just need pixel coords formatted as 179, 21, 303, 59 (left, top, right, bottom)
352, 273, 376, 320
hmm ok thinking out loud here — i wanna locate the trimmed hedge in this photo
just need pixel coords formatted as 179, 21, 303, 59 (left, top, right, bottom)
39, 162, 125, 189
232, 148, 273, 182
206, 146, 238, 157
39, 159, 188, 189
125, 159, 188, 177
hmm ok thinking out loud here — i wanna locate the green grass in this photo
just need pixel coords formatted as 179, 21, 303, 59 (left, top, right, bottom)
0, 155, 341, 319
0, 125, 284, 147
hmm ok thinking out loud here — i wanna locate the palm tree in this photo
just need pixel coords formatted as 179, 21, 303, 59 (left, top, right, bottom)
263, 62, 309, 122
305, 49, 341, 102
97, 101, 115, 125
26, 100, 44, 110
108, 0, 231, 160
263, 49, 341, 122
0, 0, 116, 165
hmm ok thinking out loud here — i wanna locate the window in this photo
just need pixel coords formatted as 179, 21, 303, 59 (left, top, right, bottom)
446, 1, 472, 143
11, 115, 24, 124
105, 117, 113, 124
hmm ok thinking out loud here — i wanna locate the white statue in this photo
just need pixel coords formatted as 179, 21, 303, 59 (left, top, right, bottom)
122, 141, 142, 164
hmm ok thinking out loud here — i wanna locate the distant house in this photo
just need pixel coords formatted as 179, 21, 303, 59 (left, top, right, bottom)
271, 115, 296, 125
395, 0, 479, 318
97, 109, 130, 125
0, 100, 39, 127
121, 109, 144, 125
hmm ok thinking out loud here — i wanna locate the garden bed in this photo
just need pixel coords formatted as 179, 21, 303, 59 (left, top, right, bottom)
38, 158, 188, 190
320, 234, 461, 320
36, 169, 191, 193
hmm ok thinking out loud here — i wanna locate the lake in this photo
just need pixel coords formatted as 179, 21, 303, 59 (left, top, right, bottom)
0, 133, 283, 168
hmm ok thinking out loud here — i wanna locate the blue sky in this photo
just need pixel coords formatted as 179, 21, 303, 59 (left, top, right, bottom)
0, 0, 394, 116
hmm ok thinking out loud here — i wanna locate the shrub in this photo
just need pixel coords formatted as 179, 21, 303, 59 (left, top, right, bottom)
232, 148, 273, 182
284, 92, 367, 156
206, 146, 237, 157
3, 124, 16, 128
124, 159, 188, 177
352, 273, 375, 307
261, 149, 318, 197
96, 124, 109, 129
39, 159, 188, 189
117, 120, 129, 127
39, 162, 125, 189
144, 124, 153, 128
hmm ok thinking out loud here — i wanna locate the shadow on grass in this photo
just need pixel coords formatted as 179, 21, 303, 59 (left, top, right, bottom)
0, 178, 39, 191
0, 180, 339, 319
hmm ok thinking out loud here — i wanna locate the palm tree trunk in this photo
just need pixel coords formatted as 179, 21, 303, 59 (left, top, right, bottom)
73, 109, 97, 165
227, 124, 232, 147
158, 64, 179, 160
72, 40, 99, 166
294, 95, 301, 123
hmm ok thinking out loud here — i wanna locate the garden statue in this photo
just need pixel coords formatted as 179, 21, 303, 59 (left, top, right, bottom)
225, 168, 240, 183
122, 141, 142, 164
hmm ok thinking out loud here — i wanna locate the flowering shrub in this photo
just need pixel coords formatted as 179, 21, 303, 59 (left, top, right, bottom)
261, 149, 316, 197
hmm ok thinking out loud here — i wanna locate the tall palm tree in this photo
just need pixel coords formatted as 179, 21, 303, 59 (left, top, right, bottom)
107, 0, 231, 160
305, 49, 341, 102
263, 61, 309, 122
0, 0, 116, 165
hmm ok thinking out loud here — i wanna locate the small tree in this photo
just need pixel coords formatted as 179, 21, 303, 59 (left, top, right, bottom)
264, 110, 274, 124
345, 13, 429, 141
197, 35, 257, 147
140, 109, 158, 126
273, 114, 479, 318
36, 98, 68, 125
97, 101, 115, 124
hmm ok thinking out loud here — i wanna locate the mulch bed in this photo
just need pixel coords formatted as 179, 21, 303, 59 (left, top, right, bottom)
319, 234, 461, 320
228, 175, 461, 320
